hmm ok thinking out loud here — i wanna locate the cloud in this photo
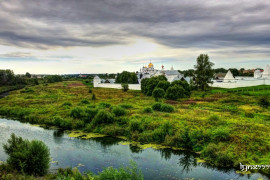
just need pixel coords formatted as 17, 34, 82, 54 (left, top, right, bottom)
0, 0, 270, 73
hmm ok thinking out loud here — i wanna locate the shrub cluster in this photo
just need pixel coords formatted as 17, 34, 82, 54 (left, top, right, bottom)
152, 103, 174, 113
141, 76, 191, 100
112, 106, 127, 117
3, 134, 50, 176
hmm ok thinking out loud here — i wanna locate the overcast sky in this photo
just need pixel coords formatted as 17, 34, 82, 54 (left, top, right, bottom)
0, 0, 270, 74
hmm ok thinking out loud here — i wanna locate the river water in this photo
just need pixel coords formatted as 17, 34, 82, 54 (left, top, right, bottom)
0, 118, 268, 180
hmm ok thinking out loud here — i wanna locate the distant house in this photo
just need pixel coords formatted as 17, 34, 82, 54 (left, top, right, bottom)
214, 73, 226, 81
104, 79, 115, 84
223, 70, 235, 83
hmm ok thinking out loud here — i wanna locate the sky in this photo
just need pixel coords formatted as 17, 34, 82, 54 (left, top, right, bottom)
0, 0, 270, 74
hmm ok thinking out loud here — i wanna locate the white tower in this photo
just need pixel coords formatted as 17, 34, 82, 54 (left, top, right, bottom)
93, 76, 101, 87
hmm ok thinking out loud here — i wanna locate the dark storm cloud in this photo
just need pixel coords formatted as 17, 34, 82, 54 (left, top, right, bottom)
0, 0, 270, 49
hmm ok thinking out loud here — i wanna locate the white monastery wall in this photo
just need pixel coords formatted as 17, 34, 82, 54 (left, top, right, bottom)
94, 83, 141, 90
211, 79, 270, 88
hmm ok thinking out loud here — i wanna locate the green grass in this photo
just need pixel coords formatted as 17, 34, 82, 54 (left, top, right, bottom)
0, 81, 270, 175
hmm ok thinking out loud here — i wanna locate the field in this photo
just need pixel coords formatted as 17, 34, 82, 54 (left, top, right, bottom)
0, 81, 270, 175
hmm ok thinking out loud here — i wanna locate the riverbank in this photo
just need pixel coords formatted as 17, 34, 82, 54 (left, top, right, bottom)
0, 81, 269, 175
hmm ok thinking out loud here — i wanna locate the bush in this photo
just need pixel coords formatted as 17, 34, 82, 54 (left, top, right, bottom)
92, 110, 114, 125
152, 88, 165, 101
92, 93, 96, 100
96, 161, 143, 180
152, 102, 162, 111
61, 102, 72, 107
70, 107, 85, 119
160, 104, 174, 113
99, 102, 111, 108
3, 133, 50, 176
156, 81, 170, 91
89, 88, 92, 93
258, 96, 269, 108
112, 106, 127, 117
119, 104, 133, 109
79, 99, 90, 105
121, 83, 129, 92
129, 120, 142, 132
165, 85, 185, 100
245, 112, 254, 118
210, 127, 230, 142
143, 107, 153, 113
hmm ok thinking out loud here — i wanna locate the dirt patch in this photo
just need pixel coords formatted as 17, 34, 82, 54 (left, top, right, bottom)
165, 100, 179, 105
68, 82, 85, 87
181, 99, 197, 105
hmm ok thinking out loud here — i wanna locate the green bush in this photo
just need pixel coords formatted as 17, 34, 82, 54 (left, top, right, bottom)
70, 107, 85, 119
129, 120, 142, 132
61, 102, 72, 107
112, 106, 127, 117
84, 108, 99, 123
245, 112, 254, 118
156, 81, 170, 91
143, 107, 153, 113
119, 104, 133, 109
210, 127, 230, 142
80, 99, 90, 105
99, 102, 111, 108
258, 96, 269, 108
92, 93, 96, 100
89, 88, 92, 93
152, 88, 165, 101
121, 83, 129, 92
92, 110, 114, 125
165, 85, 185, 100
208, 114, 219, 122
152, 102, 162, 111
160, 104, 174, 113
96, 161, 143, 180
3, 133, 50, 176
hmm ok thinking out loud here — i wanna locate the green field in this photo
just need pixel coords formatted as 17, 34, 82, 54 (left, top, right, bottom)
0, 81, 270, 175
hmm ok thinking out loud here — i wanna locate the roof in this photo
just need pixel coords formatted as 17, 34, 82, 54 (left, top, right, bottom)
164, 70, 180, 75
224, 70, 235, 80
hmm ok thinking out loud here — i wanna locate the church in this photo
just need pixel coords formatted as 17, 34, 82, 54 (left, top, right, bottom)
137, 62, 184, 83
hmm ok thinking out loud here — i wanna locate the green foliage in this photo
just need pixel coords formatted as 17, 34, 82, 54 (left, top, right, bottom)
45, 75, 63, 83
210, 127, 230, 142
80, 99, 90, 105
160, 104, 175, 112
119, 104, 133, 109
20, 87, 34, 93
97, 161, 143, 180
193, 54, 215, 91
156, 81, 170, 91
152, 88, 165, 101
3, 133, 50, 176
25, 72, 31, 78
165, 85, 185, 100
143, 107, 153, 113
258, 96, 269, 108
121, 83, 129, 92
129, 120, 142, 132
62, 102, 72, 107
152, 102, 162, 111
88, 88, 92, 93
92, 110, 114, 126
99, 102, 111, 108
141, 76, 167, 96
92, 93, 96, 100
115, 71, 138, 84
0, 69, 26, 86
112, 106, 127, 117
171, 80, 191, 97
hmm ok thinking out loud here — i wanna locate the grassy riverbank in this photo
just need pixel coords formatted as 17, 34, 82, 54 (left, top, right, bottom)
0, 81, 269, 174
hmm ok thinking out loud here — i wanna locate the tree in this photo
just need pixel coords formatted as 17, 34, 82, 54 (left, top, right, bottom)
115, 71, 138, 84
156, 81, 170, 92
193, 54, 214, 91
229, 68, 240, 76
3, 133, 50, 176
165, 85, 185, 100
121, 83, 129, 92
25, 72, 31, 78
171, 80, 191, 97
152, 88, 165, 101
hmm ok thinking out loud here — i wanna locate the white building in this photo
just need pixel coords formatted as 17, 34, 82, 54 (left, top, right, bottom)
223, 70, 235, 83
254, 69, 263, 79
262, 65, 270, 79
138, 62, 183, 83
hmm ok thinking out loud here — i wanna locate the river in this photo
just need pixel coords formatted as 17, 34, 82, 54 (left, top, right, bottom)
0, 118, 268, 180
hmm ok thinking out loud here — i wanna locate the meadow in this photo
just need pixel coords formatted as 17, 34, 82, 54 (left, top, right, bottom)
0, 81, 269, 175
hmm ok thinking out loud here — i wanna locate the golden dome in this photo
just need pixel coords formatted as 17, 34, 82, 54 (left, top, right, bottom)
148, 62, 153, 68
